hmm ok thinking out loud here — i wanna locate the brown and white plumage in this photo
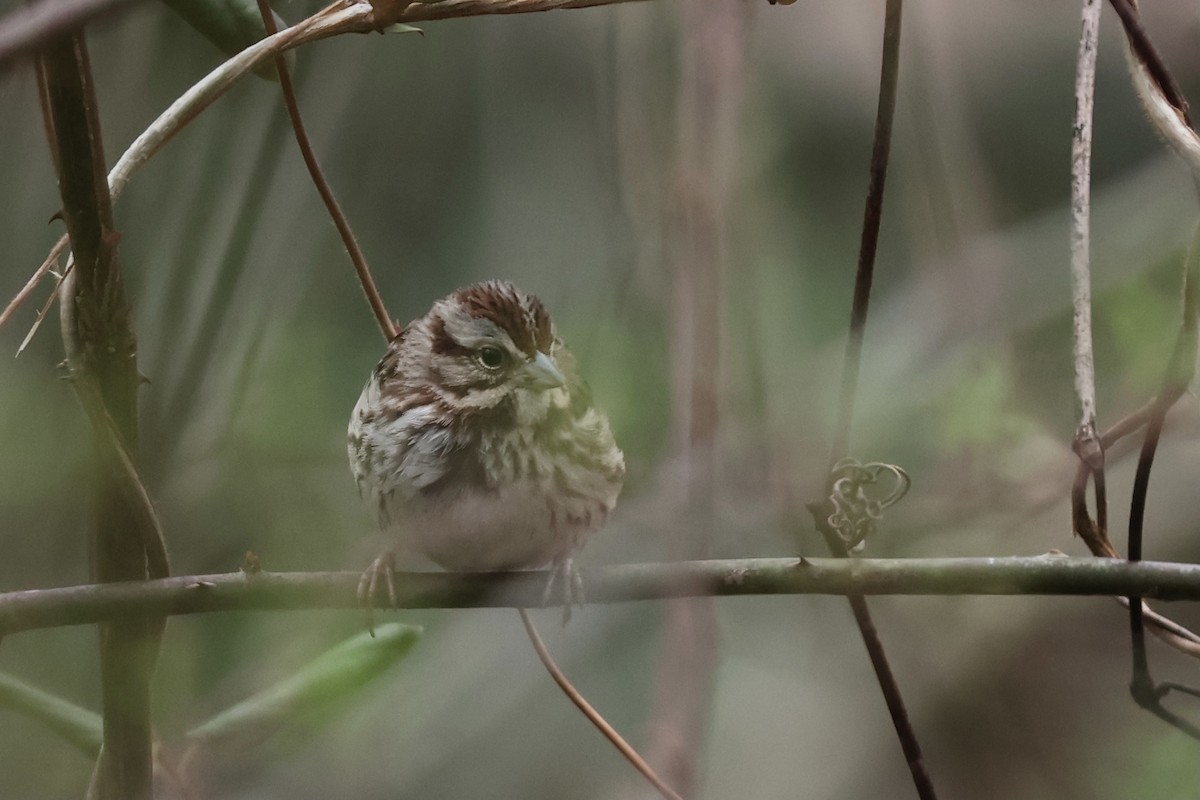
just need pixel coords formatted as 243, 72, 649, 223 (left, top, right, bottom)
348, 281, 624, 589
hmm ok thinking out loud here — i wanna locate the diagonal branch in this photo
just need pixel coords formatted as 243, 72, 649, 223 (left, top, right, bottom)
254, 0, 395, 341
1107, 0, 1190, 127
826, 0, 902, 464
519, 609, 682, 800
811, 0, 935, 796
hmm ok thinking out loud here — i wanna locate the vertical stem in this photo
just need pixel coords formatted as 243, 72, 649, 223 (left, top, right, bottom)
1126, 409, 1160, 694
815, 1, 936, 797
253, 0, 396, 342
1070, 0, 1102, 454
40, 31, 156, 800
1125, 223, 1200, 728
828, 0, 902, 465
846, 593, 937, 798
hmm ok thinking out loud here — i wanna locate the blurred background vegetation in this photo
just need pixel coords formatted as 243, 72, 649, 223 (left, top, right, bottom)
4, 0, 1200, 797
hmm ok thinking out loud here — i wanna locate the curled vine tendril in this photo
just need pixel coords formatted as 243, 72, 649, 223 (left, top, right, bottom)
826, 458, 911, 551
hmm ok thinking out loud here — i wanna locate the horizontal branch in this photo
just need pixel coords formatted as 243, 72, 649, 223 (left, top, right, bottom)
3, 557, 1200, 636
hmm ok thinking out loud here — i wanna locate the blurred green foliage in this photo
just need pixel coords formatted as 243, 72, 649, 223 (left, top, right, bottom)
0, 672, 103, 758
187, 622, 421, 746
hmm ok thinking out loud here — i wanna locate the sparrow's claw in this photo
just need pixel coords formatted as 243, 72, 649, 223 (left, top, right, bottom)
357, 551, 398, 636
541, 557, 585, 625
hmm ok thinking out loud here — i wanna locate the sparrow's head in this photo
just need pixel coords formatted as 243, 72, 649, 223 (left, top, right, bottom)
415, 281, 568, 410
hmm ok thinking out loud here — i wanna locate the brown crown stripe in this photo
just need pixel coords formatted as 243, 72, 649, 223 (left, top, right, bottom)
455, 282, 553, 357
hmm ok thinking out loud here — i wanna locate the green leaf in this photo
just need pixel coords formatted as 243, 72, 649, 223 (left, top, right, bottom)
187, 623, 421, 746
159, 0, 296, 81
0, 671, 103, 758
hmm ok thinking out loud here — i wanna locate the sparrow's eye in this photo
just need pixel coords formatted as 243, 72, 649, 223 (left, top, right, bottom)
477, 345, 506, 370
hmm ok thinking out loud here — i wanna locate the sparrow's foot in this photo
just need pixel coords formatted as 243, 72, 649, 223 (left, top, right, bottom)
357, 550, 398, 636
541, 557, 585, 625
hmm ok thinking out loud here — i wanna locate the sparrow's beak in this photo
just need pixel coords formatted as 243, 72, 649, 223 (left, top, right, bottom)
524, 351, 566, 390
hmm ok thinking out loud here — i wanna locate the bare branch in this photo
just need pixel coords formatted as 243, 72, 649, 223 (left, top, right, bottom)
1108, 0, 1192, 129
393, 0, 651, 24
7, 557, 1200, 636
1112, 0, 1200, 179
519, 609, 682, 800
254, 0, 395, 341
1070, 0, 1102, 457
826, 0, 903, 464
0, 0, 643, 74
811, 0, 935, 795
0, 240, 66, 335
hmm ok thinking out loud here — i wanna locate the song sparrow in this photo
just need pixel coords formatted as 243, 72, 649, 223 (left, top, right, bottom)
347, 281, 625, 613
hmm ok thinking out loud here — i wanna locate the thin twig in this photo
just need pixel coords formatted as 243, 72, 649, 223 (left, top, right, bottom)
1107, 0, 1191, 126
813, 0, 935, 796
72, 375, 171, 581
1069, 434, 1200, 661
1070, 461, 1116, 559
827, 0, 902, 464
1127, 408, 1164, 682
0, 0, 643, 72
518, 609, 682, 800
1069, 0, 1102, 469
1115, 1, 1200, 175
391, 0, 651, 24
1124, 224, 1200, 739
0, 241, 65, 335
1, 46, 64, 337
17, 262, 70, 355
254, 0, 395, 340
